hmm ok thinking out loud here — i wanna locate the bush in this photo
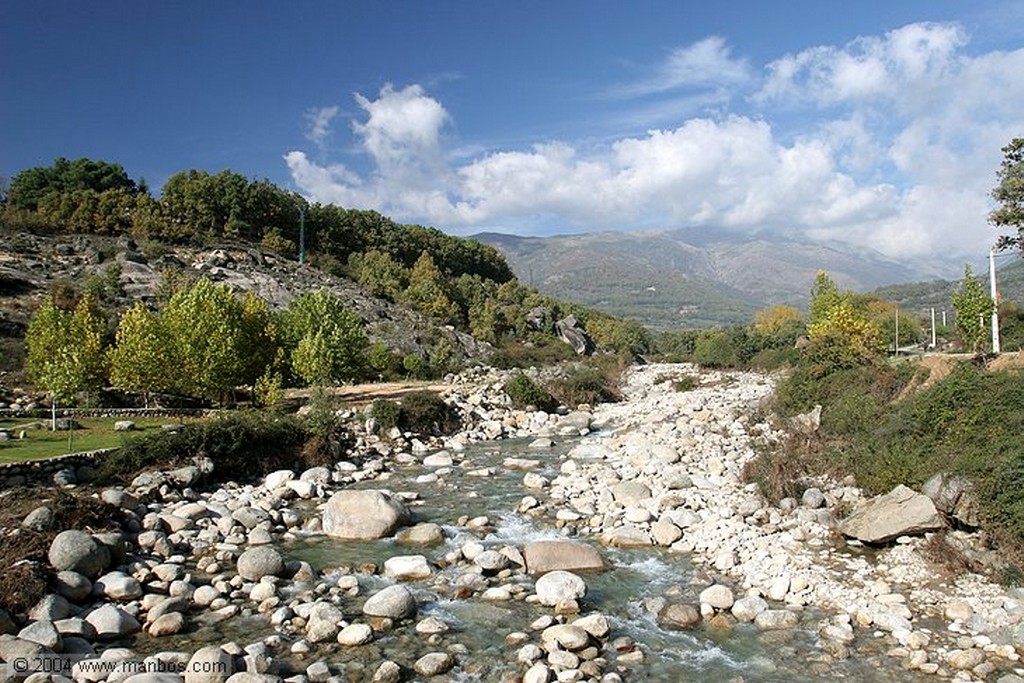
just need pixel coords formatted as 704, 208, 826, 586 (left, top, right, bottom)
672, 376, 698, 392
548, 365, 620, 408
97, 412, 308, 484
399, 390, 461, 435
370, 399, 401, 431
693, 330, 739, 368
503, 373, 557, 411
490, 339, 576, 369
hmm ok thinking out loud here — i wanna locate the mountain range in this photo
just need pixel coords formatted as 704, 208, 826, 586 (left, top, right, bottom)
475, 228, 964, 329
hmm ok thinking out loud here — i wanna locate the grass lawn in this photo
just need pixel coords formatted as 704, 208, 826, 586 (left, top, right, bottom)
0, 417, 200, 464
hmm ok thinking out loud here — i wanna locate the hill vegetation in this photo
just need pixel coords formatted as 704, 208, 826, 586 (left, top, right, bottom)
0, 157, 653, 410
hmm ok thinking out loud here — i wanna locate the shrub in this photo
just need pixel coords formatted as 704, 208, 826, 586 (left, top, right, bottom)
503, 373, 557, 411
672, 376, 698, 392
370, 399, 401, 431
548, 365, 620, 408
399, 390, 461, 435
490, 338, 576, 369
693, 330, 739, 368
97, 412, 308, 484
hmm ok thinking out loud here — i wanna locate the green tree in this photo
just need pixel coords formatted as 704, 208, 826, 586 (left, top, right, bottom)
402, 251, 458, 323
280, 290, 368, 385
951, 265, 995, 353
162, 278, 252, 402
990, 138, 1024, 254
808, 270, 843, 326
8, 157, 136, 211
108, 303, 171, 405
348, 249, 409, 300
26, 294, 107, 427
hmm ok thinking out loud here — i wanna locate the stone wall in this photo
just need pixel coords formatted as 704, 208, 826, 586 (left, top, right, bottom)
0, 449, 114, 489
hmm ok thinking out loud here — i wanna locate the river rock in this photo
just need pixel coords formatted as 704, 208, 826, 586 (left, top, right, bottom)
48, 530, 110, 578
541, 624, 590, 650
414, 652, 453, 677
754, 609, 800, 630
185, 646, 233, 683
383, 555, 432, 580
337, 623, 373, 646
535, 570, 587, 607
322, 490, 410, 539
18, 620, 61, 649
731, 596, 768, 622
54, 571, 93, 602
236, 547, 285, 581
22, 506, 54, 531
305, 603, 345, 643
395, 523, 445, 546
658, 603, 701, 630
85, 604, 141, 639
94, 571, 143, 600
372, 661, 401, 683
839, 485, 944, 543
263, 469, 295, 490
362, 585, 416, 620
148, 612, 185, 637
699, 585, 735, 611
611, 481, 651, 505
523, 540, 606, 575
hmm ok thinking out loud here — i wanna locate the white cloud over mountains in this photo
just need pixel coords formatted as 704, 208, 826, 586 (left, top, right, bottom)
284, 22, 1024, 266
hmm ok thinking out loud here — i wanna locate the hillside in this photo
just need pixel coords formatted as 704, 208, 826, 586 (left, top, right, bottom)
477, 228, 952, 329
871, 258, 1024, 313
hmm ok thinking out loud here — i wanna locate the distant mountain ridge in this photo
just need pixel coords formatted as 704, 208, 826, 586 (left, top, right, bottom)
475, 228, 958, 329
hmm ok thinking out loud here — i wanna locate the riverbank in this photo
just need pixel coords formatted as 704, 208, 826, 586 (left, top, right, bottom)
1, 363, 1022, 682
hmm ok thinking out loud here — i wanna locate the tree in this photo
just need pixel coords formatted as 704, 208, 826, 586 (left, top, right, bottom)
162, 278, 252, 402
990, 138, 1024, 254
401, 251, 459, 323
25, 294, 107, 427
7, 157, 136, 210
951, 265, 995, 353
280, 290, 368, 385
808, 271, 843, 326
754, 305, 804, 337
348, 249, 409, 300
107, 303, 172, 405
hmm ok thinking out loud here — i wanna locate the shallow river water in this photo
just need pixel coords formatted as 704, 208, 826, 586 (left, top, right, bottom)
269, 436, 934, 682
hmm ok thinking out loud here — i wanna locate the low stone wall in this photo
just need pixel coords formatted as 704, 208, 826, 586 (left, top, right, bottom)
0, 448, 115, 489
0, 407, 209, 419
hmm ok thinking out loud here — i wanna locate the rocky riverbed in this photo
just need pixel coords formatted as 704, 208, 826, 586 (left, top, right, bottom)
2, 363, 1023, 682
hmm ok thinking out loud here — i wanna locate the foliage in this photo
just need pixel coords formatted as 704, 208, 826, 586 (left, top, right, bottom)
990, 137, 1024, 253
348, 249, 408, 300
808, 270, 843, 327
107, 303, 171, 404
8, 157, 137, 210
96, 412, 308, 484
280, 289, 369, 385
503, 373, 557, 411
398, 390, 461, 435
489, 338, 576, 369
951, 265, 995, 353
805, 278, 884, 373
25, 294, 107, 406
161, 278, 270, 402
548, 363, 621, 408
369, 399, 401, 432
693, 330, 740, 368
401, 251, 459, 323
753, 305, 804, 337
583, 314, 653, 356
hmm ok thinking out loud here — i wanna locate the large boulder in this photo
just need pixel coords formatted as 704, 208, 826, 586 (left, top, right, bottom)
322, 490, 410, 540
523, 541, 606, 575
839, 484, 944, 543
554, 316, 593, 356
185, 645, 233, 683
922, 473, 981, 528
48, 531, 110, 579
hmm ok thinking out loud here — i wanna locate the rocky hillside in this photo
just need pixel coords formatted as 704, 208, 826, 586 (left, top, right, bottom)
0, 232, 490, 381
478, 228, 955, 329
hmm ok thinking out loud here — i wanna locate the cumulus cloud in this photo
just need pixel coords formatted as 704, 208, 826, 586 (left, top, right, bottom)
285, 23, 1024, 267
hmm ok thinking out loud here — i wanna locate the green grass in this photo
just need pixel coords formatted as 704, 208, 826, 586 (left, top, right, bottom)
0, 417, 200, 463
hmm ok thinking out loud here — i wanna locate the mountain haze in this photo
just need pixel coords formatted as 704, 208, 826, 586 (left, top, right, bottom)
476, 228, 953, 329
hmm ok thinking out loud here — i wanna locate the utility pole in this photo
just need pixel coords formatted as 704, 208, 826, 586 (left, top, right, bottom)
894, 307, 899, 355
298, 204, 307, 265
930, 308, 936, 349
989, 247, 1001, 354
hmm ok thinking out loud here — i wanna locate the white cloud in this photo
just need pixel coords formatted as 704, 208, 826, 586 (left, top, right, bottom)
304, 106, 339, 150
285, 23, 1024, 268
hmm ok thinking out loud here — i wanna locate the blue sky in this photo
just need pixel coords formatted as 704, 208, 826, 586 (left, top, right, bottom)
3, 1, 1023, 268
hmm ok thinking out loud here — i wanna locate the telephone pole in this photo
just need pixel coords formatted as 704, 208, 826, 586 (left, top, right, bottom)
989, 247, 1000, 354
